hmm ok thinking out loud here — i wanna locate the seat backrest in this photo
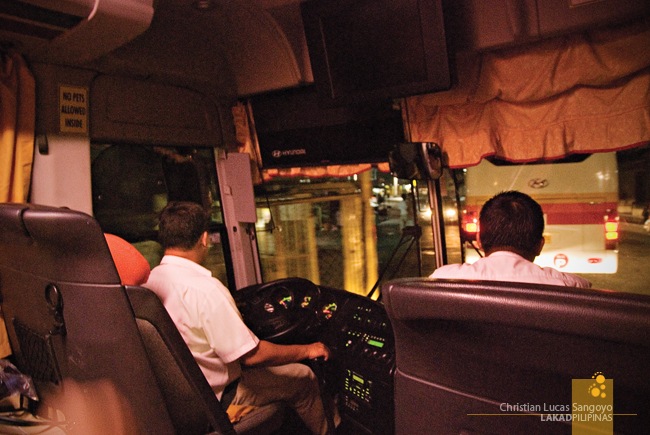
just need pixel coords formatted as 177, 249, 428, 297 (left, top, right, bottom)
383, 278, 650, 435
106, 235, 237, 434
105, 231, 285, 434
126, 285, 237, 435
127, 285, 287, 435
0, 202, 174, 434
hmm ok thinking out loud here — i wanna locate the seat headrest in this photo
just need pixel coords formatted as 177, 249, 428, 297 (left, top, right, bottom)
105, 233, 151, 286
0, 202, 119, 284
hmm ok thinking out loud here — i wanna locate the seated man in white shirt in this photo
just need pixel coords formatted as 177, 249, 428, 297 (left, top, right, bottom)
145, 201, 332, 434
430, 190, 591, 288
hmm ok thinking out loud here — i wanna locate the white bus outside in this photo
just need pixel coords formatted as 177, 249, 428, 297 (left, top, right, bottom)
461, 153, 619, 274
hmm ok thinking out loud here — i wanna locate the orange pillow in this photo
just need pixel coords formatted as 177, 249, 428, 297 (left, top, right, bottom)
104, 234, 151, 286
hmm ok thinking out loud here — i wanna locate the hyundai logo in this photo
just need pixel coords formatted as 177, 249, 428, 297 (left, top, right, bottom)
554, 253, 568, 268
271, 148, 307, 159
528, 178, 549, 189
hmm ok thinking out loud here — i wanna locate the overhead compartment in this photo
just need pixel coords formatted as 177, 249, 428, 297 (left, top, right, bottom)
82, 0, 313, 98
0, 0, 153, 64
536, 0, 650, 37
447, 0, 650, 51
90, 75, 225, 148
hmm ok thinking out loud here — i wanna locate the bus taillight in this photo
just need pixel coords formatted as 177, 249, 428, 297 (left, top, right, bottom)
604, 212, 619, 250
461, 211, 479, 241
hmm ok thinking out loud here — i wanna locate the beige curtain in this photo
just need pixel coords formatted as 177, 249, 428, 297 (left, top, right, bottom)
404, 20, 650, 168
1, 50, 35, 203
0, 50, 34, 359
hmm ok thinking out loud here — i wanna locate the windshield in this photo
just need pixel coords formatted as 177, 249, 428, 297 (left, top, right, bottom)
253, 145, 649, 296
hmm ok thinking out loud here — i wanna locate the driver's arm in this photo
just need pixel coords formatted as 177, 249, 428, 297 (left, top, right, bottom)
240, 340, 330, 367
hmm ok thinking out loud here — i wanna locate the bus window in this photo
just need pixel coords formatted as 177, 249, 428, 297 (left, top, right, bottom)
460, 153, 619, 274
91, 144, 232, 287
255, 145, 649, 298
449, 145, 650, 295
255, 174, 376, 295
253, 165, 464, 297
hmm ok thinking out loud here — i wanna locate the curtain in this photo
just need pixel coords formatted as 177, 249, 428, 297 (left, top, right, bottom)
0, 50, 34, 359
1, 50, 35, 203
404, 20, 650, 168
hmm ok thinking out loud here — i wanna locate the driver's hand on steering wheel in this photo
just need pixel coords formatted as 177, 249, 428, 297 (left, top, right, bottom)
307, 342, 331, 361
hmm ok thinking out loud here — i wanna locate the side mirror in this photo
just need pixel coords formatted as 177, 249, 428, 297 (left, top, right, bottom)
422, 142, 443, 180
389, 142, 443, 180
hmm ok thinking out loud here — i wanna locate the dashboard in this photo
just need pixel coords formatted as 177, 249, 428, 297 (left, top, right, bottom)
234, 277, 395, 434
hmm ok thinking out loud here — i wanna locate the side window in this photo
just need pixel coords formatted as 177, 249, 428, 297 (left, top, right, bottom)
91, 144, 232, 287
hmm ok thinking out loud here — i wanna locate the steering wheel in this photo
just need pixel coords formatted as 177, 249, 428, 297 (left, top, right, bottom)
236, 277, 321, 343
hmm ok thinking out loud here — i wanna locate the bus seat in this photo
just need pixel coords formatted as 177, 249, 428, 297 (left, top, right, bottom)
105, 233, 151, 286
0, 202, 175, 433
126, 285, 286, 435
103, 233, 286, 434
382, 278, 650, 435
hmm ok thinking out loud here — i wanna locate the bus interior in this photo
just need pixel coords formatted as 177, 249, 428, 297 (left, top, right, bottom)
1, 0, 649, 434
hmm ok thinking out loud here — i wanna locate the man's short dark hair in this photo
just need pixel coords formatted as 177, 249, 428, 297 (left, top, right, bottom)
479, 191, 544, 256
158, 201, 210, 250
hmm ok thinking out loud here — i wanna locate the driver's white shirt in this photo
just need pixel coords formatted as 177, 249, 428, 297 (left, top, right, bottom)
430, 251, 591, 288
145, 255, 259, 399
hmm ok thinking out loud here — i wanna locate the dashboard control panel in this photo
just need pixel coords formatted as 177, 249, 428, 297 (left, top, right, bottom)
333, 299, 394, 434
236, 280, 395, 434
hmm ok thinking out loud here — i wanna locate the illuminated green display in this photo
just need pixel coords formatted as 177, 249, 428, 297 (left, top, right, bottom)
279, 295, 292, 309
352, 374, 364, 384
367, 339, 384, 348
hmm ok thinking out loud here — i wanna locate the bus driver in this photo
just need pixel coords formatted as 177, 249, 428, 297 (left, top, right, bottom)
431, 191, 591, 288
145, 201, 332, 434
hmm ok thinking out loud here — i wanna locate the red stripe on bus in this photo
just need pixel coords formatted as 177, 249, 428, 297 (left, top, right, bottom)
463, 202, 617, 225
543, 202, 617, 225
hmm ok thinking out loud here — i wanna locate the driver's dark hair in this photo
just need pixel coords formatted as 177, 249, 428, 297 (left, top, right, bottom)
158, 201, 210, 250
479, 191, 544, 256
